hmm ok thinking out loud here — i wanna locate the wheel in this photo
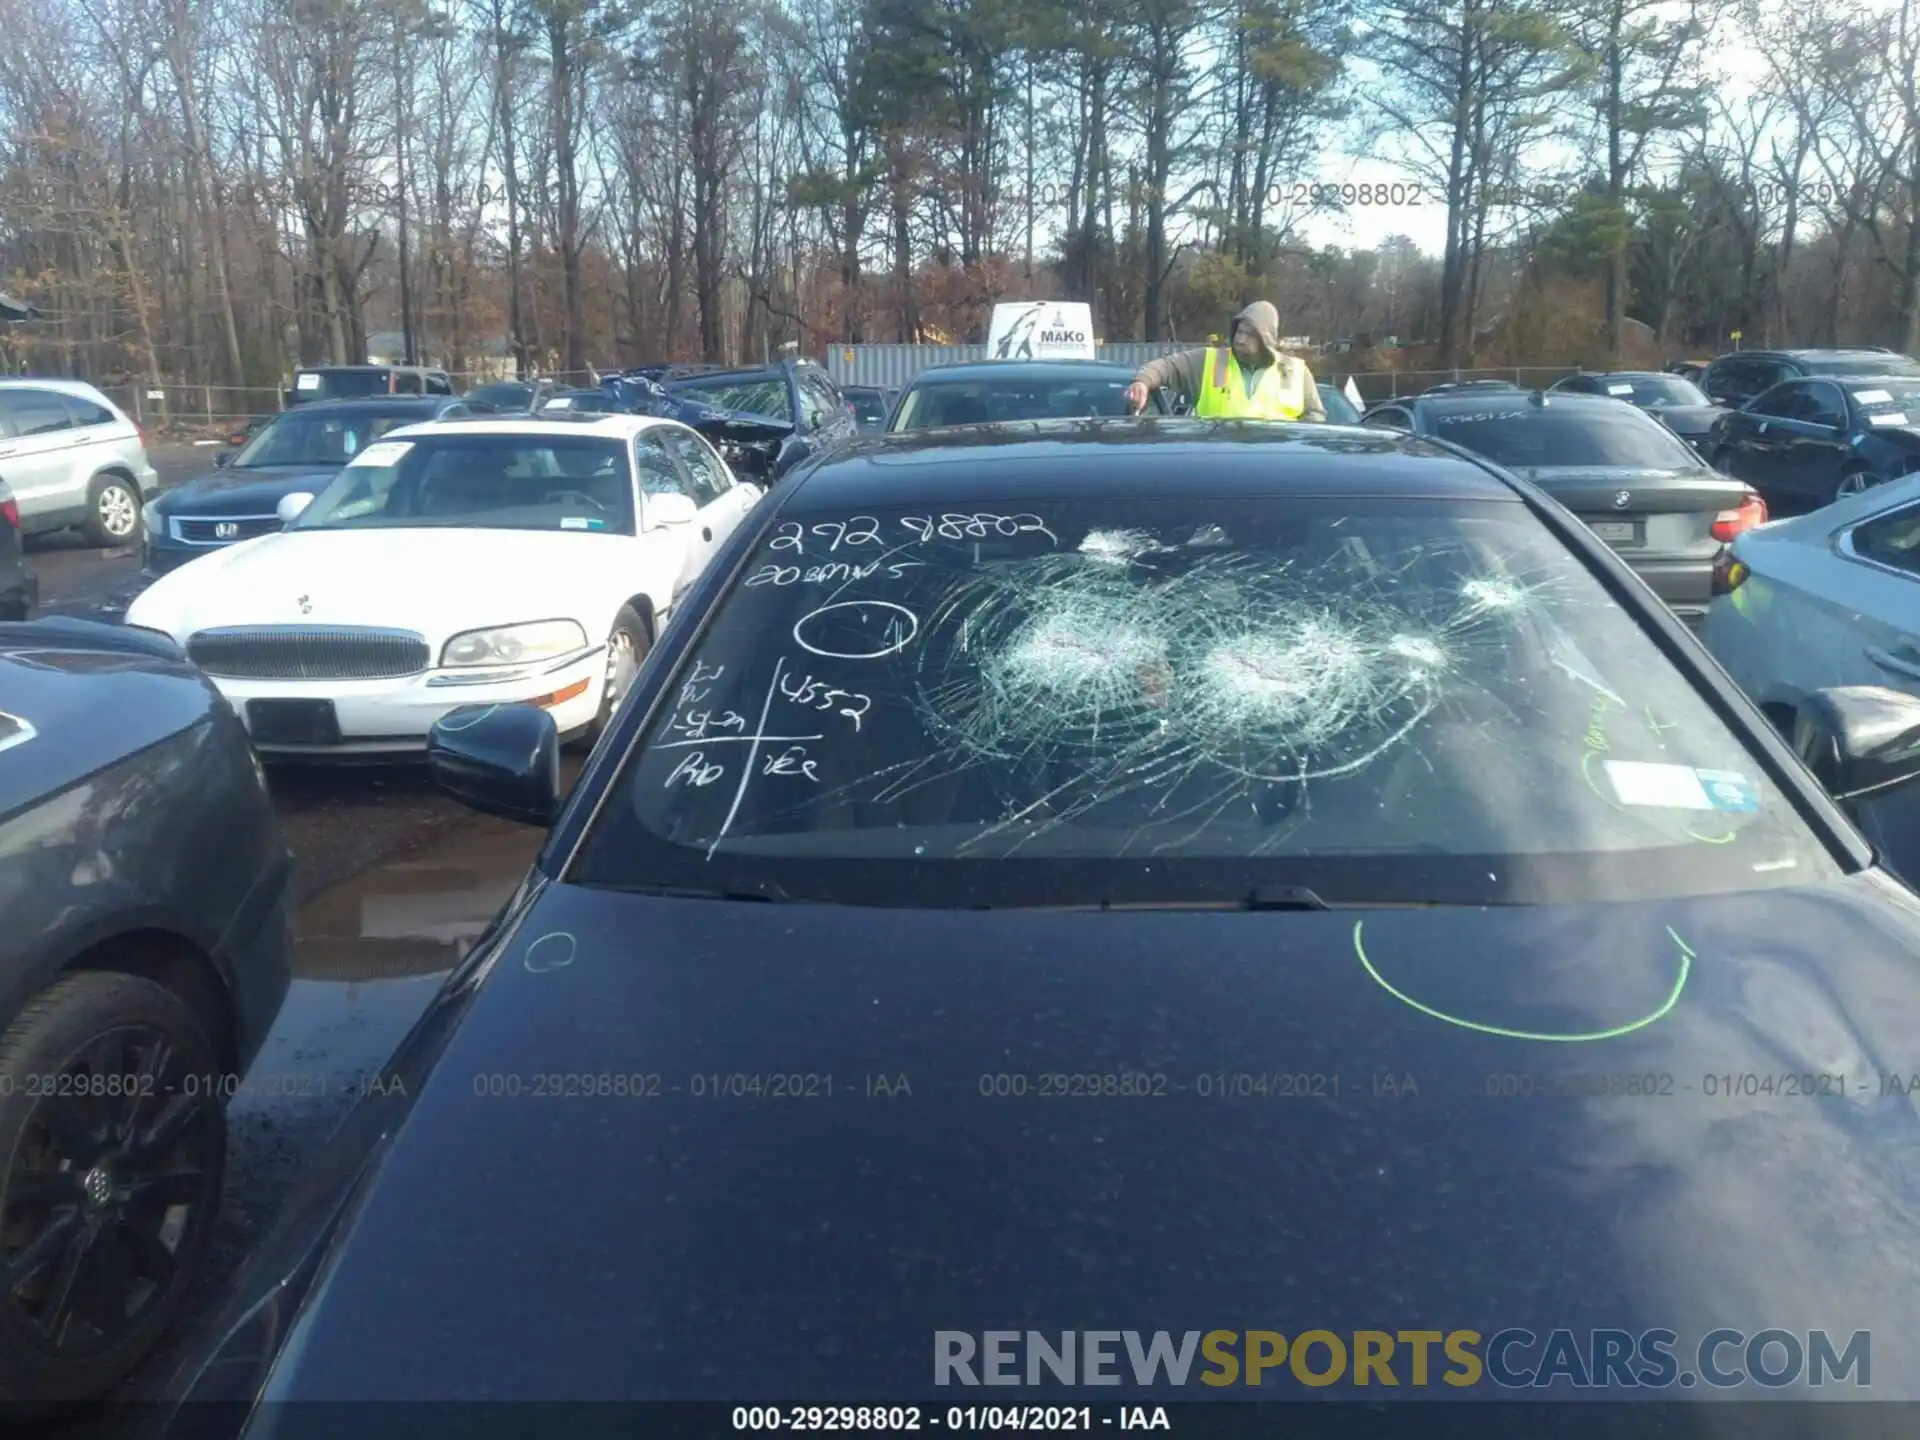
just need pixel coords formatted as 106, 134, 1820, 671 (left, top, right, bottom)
577, 604, 651, 746
0, 972, 226, 1406
1832, 467, 1875, 503
79, 474, 142, 548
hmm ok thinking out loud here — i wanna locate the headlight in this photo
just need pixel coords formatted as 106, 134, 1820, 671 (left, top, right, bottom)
439, 619, 587, 668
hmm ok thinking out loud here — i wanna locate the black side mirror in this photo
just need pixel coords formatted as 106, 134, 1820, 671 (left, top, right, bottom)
213, 451, 231, 468
427, 703, 561, 826
1793, 686, 1920, 802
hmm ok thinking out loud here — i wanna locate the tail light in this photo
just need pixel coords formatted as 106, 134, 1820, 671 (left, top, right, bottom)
1711, 490, 1767, 542
0, 496, 16, 529
1711, 550, 1748, 596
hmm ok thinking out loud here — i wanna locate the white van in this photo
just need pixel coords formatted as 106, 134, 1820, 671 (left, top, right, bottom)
986, 302, 1096, 361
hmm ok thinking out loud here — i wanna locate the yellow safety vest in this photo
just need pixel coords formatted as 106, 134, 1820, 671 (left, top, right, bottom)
1193, 348, 1307, 419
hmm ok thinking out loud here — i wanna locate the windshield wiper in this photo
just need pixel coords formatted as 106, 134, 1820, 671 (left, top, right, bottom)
593, 880, 792, 903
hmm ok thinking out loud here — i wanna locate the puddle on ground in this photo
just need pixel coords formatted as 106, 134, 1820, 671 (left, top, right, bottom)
236, 816, 545, 1118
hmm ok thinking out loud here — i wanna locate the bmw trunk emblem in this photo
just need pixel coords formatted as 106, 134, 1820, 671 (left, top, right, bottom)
1612, 491, 1632, 509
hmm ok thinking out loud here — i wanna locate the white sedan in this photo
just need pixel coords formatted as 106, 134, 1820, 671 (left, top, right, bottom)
125, 413, 761, 757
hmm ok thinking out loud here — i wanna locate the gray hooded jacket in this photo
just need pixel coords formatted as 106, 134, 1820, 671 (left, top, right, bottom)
1132, 301, 1326, 420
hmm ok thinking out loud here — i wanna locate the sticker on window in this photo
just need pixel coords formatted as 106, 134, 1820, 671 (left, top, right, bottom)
559, 516, 607, 530
1606, 383, 1634, 395
345, 440, 413, 468
294, 373, 322, 391
1853, 389, 1893, 405
1868, 411, 1909, 426
545, 396, 573, 409
1605, 760, 1758, 812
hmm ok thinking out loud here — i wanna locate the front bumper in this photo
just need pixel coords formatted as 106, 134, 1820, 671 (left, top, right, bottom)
209, 647, 606, 757
142, 535, 217, 576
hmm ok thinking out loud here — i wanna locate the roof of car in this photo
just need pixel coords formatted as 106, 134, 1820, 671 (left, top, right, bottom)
908, 360, 1133, 381
1560, 370, 1673, 381
775, 417, 1518, 515
297, 362, 448, 373
383, 414, 667, 441
0, 376, 116, 401
1720, 348, 1904, 362
1396, 388, 1619, 412
276, 395, 458, 414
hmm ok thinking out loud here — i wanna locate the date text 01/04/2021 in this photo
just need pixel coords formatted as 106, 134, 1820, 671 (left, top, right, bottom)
730, 1405, 1168, 1431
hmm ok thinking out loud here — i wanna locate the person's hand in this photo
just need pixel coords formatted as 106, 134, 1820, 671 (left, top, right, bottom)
1125, 381, 1150, 413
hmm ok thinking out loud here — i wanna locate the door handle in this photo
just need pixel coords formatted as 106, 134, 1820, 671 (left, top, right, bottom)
1866, 646, 1920, 682
68, 434, 91, 445
701, 527, 712, 542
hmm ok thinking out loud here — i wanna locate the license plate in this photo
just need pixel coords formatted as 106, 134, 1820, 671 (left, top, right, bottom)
1589, 520, 1640, 544
247, 698, 341, 745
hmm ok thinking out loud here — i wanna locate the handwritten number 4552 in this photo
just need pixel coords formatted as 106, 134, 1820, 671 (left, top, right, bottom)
780, 673, 871, 729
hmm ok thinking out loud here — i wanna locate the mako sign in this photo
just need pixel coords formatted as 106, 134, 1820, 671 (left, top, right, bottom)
987, 301, 1096, 361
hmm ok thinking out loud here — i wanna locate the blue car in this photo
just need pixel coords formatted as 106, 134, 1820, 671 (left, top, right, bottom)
141, 396, 464, 574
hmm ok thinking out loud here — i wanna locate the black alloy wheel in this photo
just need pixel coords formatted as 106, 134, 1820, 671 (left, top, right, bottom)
0, 973, 225, 1405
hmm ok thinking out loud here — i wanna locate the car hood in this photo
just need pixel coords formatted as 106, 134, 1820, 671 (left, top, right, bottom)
224, 874, 1920, 1401
159, 465, 343, 514
124, 527, 633, 640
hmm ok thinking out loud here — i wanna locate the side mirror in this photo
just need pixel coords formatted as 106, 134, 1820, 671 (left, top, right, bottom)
1793, 686, 1920, 802
213, 451, 232, 468
427, 704, 560, 826
648, 492, 698, 528
276, 492, 314, 524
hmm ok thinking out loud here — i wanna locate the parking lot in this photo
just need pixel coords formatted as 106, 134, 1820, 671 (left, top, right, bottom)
25, 445, 561, 1404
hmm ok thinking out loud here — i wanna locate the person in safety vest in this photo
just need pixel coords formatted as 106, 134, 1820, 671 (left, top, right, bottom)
1124, 301, 1326, 421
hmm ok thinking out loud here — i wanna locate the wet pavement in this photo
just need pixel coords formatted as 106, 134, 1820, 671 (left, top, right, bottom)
90, 785, 565, 1412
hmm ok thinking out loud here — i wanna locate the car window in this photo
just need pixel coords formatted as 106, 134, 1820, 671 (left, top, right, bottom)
59, 393, 118, 428
634, 432, 692, 499
572, 493, 1841, 907
669, 376, 794, 424
1364, 407, 1412, 430
1801, 382, 1846, 428
1429, 403, 1699, 469
1850, 503, 1920, 576
394, 371, 423, 394
233, 413, 410, 467
426, 373, 454, 395
1848, 381, 1920, 427
291, 434, 635, 534
794, 375, 832, 431
1556, 377, 1602, 395
0, 389, 74, 437
892, 375, 1139, 429
846, 390, 890, 426
1591, 375, 1708, 406
1747, 383, 1804, 419
805, 372, 845, 421
295, 369, 390, 401
659, 427, 732, 506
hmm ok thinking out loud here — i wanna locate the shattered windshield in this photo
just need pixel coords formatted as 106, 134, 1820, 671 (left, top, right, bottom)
581, 495, 1835, 906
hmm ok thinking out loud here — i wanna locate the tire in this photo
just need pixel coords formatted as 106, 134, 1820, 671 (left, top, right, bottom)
79, 474, 142, 548
576, 604, 652, 747
0, 972, 226, 1407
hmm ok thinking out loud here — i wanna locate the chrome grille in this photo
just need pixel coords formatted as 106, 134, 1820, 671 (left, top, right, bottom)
187, 626, 429, 680
173, 514, 281, 545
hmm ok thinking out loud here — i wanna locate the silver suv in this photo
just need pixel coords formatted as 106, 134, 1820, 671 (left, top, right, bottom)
0, 379, 160, 546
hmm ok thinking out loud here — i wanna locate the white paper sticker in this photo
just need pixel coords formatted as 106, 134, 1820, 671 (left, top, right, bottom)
1852, 388, 1893, 405
1868, 411, 1909, 426
1605, 760, 1714, 810
346, 440, 413, 468
294, 373, 321, 390
1606, 383, 1634, 395
560, 516, 591, 529
544, 396, 573, 409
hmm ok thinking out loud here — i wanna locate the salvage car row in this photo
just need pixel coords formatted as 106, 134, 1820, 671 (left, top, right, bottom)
10, 350, 1920, 1421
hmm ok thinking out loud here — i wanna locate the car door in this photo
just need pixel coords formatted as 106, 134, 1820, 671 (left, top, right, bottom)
1718, 382, 1800, 492
1773, 379, 1851, 501
660, 423, 758, 538
633, 430, 721, 606
0, 388, 80, 523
